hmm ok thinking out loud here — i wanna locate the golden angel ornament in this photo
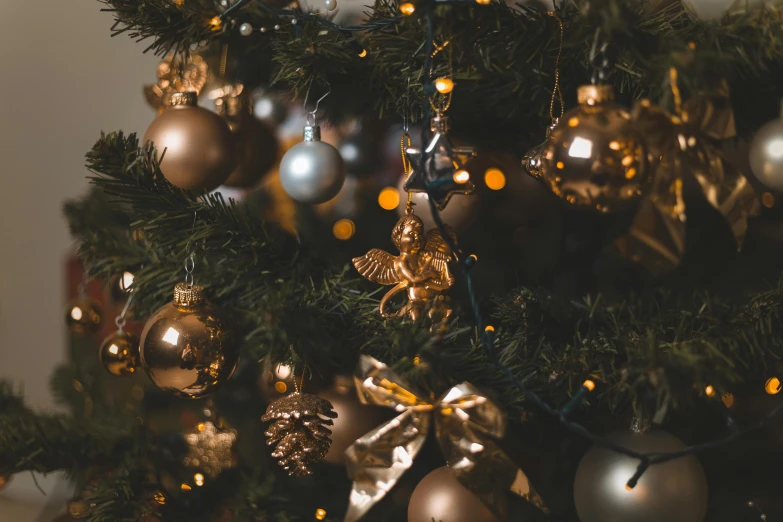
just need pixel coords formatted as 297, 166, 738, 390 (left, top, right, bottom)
353, 209, 455, 321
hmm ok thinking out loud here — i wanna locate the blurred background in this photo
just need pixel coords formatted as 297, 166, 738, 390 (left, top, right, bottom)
0, 0, 157, 518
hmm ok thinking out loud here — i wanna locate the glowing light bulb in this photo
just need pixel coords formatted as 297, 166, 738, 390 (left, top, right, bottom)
315, 508, 327, 520
435, 78, 454, 94
766, 377, 781, 395
194, 473, 205, 487
399, 2, 415, 15
453, 170, 470, 184
181, 483, 192, 491
210, 16, 222, 27
484, 168, 506, 190
583, 380, 596, 392
484, 325, 495, 332
333, 219, 356, 240
70, 307, 83, 321
705, 385, 715, 397
275, 381, 288, 393
378, 187, 400, 210
358, 49, 367, 58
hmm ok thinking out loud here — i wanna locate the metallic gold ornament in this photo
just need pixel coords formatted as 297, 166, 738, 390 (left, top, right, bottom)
218, 91, 279, 188
615, 75, 759, 274
574, 430, 708, 522
144, 54, 209, 113
541, 85, 648, 212
99, 330, 140, 376
408, 466, 504, 522
261, 392, 338, 476
183, 421, 237, 479
352, 210, 455, 321
139, 283, 239, 399
404, 113, 477, 210
522, 119, 558, 179
143, 92, 236, 191
65, 296, 102, 335
343, 356, 548, 522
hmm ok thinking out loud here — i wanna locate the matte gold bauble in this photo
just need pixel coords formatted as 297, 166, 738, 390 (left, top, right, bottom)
218, 93, 279, 188
541, 85, 648, 212
408, 466, 505, 522
65, 297, 102, 335
319, 376, 390, 465
99, 330, 140, 376
139, 283, 238, 399
143, 92, 235, 191
574, 430, 708, 522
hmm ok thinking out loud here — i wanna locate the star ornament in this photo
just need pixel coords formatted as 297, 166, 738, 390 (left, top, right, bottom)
183, 421, 237, 479
404, 118, 477, 210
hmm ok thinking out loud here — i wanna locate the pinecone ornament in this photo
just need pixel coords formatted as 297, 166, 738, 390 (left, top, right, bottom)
261, 392, 338, 476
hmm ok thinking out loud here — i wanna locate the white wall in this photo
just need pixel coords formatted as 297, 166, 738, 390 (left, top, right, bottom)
0, 0, 156, 514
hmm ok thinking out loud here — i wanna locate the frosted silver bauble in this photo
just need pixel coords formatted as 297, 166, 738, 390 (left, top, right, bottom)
574, 430, 708, 522
749, 110, 783, 191
408, 466, 504, 522
279, 124, 345, 204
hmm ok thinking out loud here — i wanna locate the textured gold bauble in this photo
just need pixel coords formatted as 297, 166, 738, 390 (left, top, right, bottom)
408, 466, 505, 522
143, 92, 236, 191
319, 376, 390, 465
139, 283, 238, 399
220, 94, 279, 188
262, 392, 337, 476
99, 330, 140, 376
541, 85, 648, 212
65, 297, 102, 335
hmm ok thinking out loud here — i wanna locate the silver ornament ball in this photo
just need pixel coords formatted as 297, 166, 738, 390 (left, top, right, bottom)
239, 23, 253, 36
574, 430, 708, 522
324, 0, 338, 11
280, 124, 346, 204
749, 111, 783, 191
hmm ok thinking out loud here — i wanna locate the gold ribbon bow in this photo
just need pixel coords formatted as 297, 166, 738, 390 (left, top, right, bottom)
616, 71, 759, 275
343, 356, 547, 522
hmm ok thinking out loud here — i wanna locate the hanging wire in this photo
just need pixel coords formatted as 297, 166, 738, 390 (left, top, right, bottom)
114, 292, 134, 333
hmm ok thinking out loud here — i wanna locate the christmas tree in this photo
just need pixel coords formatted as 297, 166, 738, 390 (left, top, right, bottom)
5, 0, 783, 520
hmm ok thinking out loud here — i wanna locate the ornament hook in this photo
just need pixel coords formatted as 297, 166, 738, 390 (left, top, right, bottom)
114, 292, 134, 333
184, 253, 196, 288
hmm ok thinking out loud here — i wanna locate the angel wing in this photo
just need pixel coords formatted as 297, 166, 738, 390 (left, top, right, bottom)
422, 228, 456, 291
352, 249, 400, 285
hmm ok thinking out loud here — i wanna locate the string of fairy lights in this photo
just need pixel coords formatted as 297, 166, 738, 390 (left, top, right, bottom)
207, 0, 783, 493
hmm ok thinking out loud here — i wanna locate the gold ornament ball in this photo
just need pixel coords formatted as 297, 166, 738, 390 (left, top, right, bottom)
99, 330, 141, 376
140, 283, 239, 399
143, 92, 236, 191
65, 297, 102, 335
408, 466, 505, 522
319, 376, 390, 465
541, 85, 648, 212
220, 93, 279, 188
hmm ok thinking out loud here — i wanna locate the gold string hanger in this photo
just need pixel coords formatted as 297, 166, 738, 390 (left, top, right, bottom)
546, 10, 564, 123
429, 38, 453, 114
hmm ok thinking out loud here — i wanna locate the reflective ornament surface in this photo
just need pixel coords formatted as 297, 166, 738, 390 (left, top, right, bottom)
749, 110, 783, 191
396, 173, 480, 233
523, 119, 558, 179
262, 392, 337, 476
143, 92, 235, 191
99, 330, 140, 376
279, 124, 345, 204
65, 297, 102, 335
319, 376, 389, 465
542, 85, 648, 212
408, 466, 504, 522
574, 430, 708, 522
219, 92, 279, 187
140, 283, 238, 399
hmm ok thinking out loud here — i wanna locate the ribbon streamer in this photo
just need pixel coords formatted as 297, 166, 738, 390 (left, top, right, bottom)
343, 356, 547, 522
616, 77, 759, 274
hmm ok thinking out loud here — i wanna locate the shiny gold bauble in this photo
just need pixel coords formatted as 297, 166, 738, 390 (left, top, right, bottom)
143, 92, 235, 191
408, 466, 505, 522
319, 376, 390, 465
218, 93, 279, 188
99, 330, 140, 376
140, 283, 238, 399
541, 85, 648, 212
65, 297, 102, 335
